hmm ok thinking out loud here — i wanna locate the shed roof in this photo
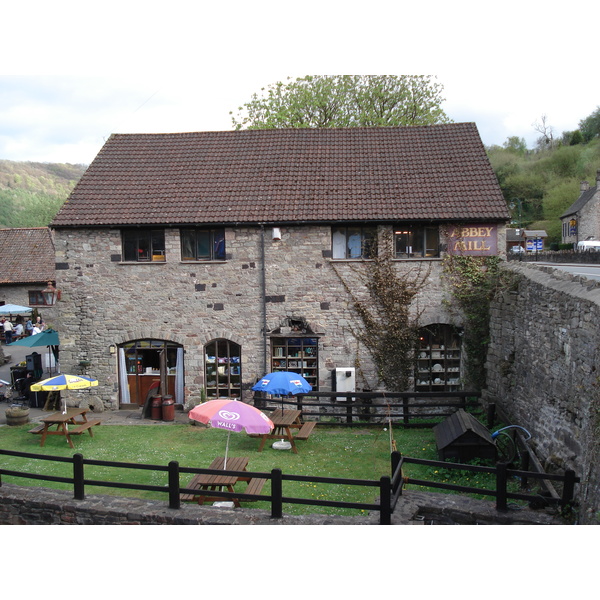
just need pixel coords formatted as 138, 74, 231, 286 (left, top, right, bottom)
51, 124, 509, 228
433, 409, 494, 451
0, 228, 55, 285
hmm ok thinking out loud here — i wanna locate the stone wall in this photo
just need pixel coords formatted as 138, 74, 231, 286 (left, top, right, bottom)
0, 483, 565, 525
52, 225, 460, 409
485, 262, 600, 523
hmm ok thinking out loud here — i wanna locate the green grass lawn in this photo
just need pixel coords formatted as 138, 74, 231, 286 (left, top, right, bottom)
0, 420, 507, 516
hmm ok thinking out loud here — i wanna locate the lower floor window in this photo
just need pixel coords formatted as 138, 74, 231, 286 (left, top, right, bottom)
205, 339, 241, 398
271, 337, 318, 389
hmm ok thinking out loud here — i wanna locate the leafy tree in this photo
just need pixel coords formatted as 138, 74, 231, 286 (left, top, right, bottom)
231, 75, 452, 130
503, 136, 528, 155
579, 106, 600, 142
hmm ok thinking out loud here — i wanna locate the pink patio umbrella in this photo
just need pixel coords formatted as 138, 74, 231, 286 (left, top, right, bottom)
188, 399, 274, 469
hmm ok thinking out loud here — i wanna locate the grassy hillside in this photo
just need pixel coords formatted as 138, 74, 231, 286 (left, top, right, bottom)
0, 160, 86, 228
487, 138, 600, 246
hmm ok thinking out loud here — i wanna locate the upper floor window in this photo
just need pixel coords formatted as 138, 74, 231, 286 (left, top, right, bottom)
332, 226, 377, 259
181, 228, 225, 261
122, 229, 165, 262
394, 224, 440, 258
28, 291, 47, 306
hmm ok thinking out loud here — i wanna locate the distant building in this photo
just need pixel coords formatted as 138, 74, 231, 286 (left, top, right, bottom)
0, 227, 58, 320
506, 228, 524, 252
522, 229, 547, 253
561, 170, 600, 247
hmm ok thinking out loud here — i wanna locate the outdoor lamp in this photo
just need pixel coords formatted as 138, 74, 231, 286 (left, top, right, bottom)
272, 227, 282, 241
42, 281, 58, 306
109, 345, 116, 354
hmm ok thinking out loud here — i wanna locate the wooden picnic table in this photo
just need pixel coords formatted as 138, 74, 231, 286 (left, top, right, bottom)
29, 407, 101, 449
256, 408, 316, 454
181, 456, 250, 507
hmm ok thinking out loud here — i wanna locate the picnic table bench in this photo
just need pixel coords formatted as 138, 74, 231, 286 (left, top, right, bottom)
28, 408, 100, 449
256, 409, 317, 453
180, 456, 250, 506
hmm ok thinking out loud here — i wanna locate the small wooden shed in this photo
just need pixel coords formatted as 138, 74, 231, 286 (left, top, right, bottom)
433, 409, 496, 462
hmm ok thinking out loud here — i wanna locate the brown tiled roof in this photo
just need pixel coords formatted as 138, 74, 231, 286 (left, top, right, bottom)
51, 124, 509, 227
0, 228, 55, 284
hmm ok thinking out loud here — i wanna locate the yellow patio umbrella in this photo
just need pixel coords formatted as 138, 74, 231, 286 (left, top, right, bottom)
31, 374, 98, 413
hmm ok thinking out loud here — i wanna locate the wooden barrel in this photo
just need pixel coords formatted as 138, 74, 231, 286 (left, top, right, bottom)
5, 406, 30, 426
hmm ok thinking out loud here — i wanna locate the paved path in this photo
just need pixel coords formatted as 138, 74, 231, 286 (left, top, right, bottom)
1, 342, 190, 426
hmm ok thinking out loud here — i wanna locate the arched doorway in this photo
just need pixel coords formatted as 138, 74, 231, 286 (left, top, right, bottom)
204, 339, 242, 399
415, 324, 462, 392
118, 339, 184, 406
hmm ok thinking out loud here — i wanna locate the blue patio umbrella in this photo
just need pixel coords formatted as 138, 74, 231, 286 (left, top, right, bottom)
252, 371, 312, 449
252, 371, 312, 396
252, 371, 312, 413
0, 304, 32, 315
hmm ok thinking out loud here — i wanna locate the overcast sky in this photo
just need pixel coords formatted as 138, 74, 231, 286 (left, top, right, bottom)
1, 1, 598, 165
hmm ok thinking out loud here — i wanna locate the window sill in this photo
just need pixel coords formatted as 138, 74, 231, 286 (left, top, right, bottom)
180, 260, 227, 264
393, 257, 442, 261
118, 261, 167, 265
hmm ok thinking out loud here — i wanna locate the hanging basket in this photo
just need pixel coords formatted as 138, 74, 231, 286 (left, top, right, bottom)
5, 406, 30, 426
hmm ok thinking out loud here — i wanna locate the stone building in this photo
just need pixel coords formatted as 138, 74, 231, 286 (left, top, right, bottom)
0, 227, 59, 323
561, 169, 600, 247
49, 124, 509, 410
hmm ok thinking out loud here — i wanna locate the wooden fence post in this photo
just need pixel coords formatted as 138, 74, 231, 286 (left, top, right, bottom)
168, 461, 180, 509
402, 397, 410, 425
73, 453, 85, 500
391, 451, 402, 496
496, 462, 508, 511
271, 469, 283, 519
562, 470, 577, 507
379, 476, 392, 525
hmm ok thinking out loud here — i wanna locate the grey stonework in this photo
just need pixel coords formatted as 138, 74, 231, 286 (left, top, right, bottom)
485, 262, 600, 523
53, 225, 462, 410
0, 483, 565, 525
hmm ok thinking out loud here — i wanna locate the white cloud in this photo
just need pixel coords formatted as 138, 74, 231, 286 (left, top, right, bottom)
1, 1, 598, 163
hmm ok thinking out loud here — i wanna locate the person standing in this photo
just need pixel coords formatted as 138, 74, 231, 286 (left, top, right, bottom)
25, 319, 33, 336
3, 318, 14, 344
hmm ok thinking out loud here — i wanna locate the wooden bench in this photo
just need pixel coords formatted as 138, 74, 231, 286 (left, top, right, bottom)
244, 478, 267, 500
28, 424, 45, 434
69, 420, 101, 435
180, 473, 205, 502
294, 421, 316, 440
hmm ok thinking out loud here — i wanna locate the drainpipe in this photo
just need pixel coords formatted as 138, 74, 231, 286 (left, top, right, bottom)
260, 225, 268, 376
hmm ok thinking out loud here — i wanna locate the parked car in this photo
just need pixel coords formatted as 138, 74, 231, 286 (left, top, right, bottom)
576, 240, 600, 251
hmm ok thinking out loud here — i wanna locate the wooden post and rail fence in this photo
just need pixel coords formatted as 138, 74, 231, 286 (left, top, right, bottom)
0, 448, 578, 524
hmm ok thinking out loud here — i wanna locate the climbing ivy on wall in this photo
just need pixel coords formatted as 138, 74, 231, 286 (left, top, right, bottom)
331, 231, 430, 392
442, 254, 517, 390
